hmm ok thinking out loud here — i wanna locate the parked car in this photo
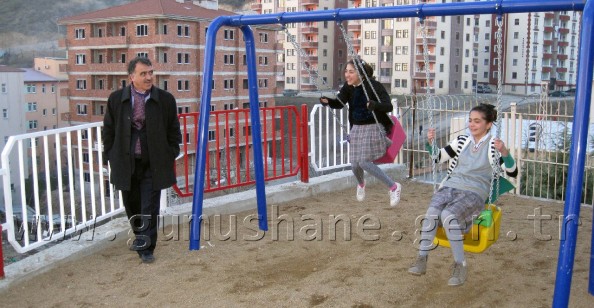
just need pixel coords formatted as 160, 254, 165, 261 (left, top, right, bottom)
282, 89, 299, 97
550, 90, 569, 97
565, 88, 576, 95
474, 84, 493, 93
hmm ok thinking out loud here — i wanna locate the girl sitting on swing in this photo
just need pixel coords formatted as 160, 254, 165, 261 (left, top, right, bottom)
408, 103, 517, 286
319, 58, 402, 207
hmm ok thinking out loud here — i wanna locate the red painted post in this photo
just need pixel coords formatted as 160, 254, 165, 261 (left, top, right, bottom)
0, 224, 5, 279
300, 104, 309, 183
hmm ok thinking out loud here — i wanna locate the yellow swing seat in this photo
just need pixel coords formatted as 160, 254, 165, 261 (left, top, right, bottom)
433, 204, 501, 254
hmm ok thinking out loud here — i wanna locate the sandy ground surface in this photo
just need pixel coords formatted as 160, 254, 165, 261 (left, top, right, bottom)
0, 180, 592, 307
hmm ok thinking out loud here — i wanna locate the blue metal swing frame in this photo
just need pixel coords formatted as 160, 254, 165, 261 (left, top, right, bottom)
190, 1, 593, 306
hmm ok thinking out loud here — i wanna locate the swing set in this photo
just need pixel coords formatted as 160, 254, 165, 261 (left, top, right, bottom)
190, 1, 594, 306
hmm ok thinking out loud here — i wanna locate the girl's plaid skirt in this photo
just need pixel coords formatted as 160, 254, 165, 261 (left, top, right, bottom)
349, 123, 388, 163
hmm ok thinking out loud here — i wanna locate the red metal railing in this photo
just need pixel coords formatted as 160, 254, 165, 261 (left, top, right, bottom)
173, 105, 308, 197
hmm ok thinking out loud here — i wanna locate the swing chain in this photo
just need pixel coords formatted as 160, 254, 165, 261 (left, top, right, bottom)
489, 15, 505, 205
283, 26, 350, 136
337, 22, 388, 139
420, 18, 438, 191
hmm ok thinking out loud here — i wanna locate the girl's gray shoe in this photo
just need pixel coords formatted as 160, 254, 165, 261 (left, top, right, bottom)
408, 255, 427, 275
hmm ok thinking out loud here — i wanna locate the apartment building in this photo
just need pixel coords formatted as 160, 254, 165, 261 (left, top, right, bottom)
488, 11, 581, 95
251, 0, 350, 91
57, 0, 281, 190
251, 0, 580, 96
0, 66, 26, 202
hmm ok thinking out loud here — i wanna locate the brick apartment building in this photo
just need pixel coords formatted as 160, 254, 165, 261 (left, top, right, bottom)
57, 0, 282, 191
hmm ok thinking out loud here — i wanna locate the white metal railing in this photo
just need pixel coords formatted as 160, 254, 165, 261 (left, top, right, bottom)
308, 95, 591, 206
1, 122, 124, 253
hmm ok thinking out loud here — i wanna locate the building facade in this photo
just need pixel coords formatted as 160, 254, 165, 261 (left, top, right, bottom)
58, 0, 281, 191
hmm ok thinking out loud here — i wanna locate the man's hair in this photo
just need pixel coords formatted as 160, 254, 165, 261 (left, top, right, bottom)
128, 57, 152, 75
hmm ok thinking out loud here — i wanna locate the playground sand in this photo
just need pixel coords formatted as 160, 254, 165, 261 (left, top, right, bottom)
0, 181, 592, 307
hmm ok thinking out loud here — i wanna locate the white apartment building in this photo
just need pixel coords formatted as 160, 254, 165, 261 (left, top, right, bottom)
251, 0, 350, 91
250, 0, 579, 96
0, 66, 27, 202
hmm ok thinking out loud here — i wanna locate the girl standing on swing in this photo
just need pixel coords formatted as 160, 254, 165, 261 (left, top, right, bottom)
319, 58, 402, 207
408, 103, 517, 286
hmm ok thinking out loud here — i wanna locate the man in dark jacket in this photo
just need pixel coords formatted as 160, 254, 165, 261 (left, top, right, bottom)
103, 56, 182, 263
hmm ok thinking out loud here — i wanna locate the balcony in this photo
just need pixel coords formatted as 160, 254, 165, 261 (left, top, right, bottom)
415, 37, 437, 45
560, 15, 571, 22
542, 67, 552, 73
557, 54, 568, 60
301, 41, 318, 48
381, 29, 393, 36
302, 26, 318, 34
380, 45, 392, 53
352, 39, 361, 47
544, 26, 554, 33
87, 35, 129, 48
379, 76, 391, 83
558, 41, 569, 48
380, 61, 392, 69
545, 13, 555, 19
415, 54, 436, 62
556, 67, 568, 73
302, 0, 319, 5
543, 53, 552, 60
300, 84, 317, 91
84, 62, 127, 73
251, 3, 262, 11
413, 71, 436, 79
559, 28, 570, 35
347, 22, 361, 32
543, 40, 553, 46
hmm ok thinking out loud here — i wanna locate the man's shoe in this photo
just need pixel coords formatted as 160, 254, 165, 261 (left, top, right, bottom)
408, 255, 428, 276
140, 252, 155, 264
356, 184, 366, 202
129, 239, 148, 251
389, 183, 402, 207
448, 261, 467, 286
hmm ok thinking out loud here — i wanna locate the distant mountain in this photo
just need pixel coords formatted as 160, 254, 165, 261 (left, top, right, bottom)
0, 0, 246, 66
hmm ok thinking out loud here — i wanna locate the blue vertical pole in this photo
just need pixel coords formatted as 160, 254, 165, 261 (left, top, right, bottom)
553, 0, 594, 305
241, 25, 268, 231
189, 16, 229, 250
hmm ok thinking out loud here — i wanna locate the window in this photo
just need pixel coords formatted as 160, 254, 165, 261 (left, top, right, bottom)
28, 120, 38, 130
514, 32, 519, 39
84, 172, 91, 183
177, 106, 190, 114
1, 83, 6, 93
224, 79, 235, 89
512, 59, 518, 66
258, 79, 268, 88
76, 54, 86, 65
42, 109, 47, 116
513, 46, 519, 52
51, 84, 56, 93
42, 84, 46, 93
224, 103, 234, 110
177, 25, 190, 37
2, 109, 7, 119
243, 79, 249, 89
224, 54, 235, 65
137, 52, 148, 58
83, 153, 90, 163
178, 53, 190, 64
136, 24, 148, 36
75, 28, 85, 39
77, 104, 88, 115
258, 56, 268, 65
27, 102, 37, 112
208, 130, 216, 142
259, 33, 268, 43
515, 18, 520, 25
512, 72, 518, 79
224, 29, 235, 40
76, 80, 87, 90
26, 84, 36, 93
177, 80, 190, 91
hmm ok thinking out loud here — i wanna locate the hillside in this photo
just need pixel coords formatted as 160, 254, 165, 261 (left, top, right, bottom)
0, 0, 246, 66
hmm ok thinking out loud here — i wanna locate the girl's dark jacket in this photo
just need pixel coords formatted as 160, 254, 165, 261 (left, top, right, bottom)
325, 79, 394, 134
102, 85, 182, 191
